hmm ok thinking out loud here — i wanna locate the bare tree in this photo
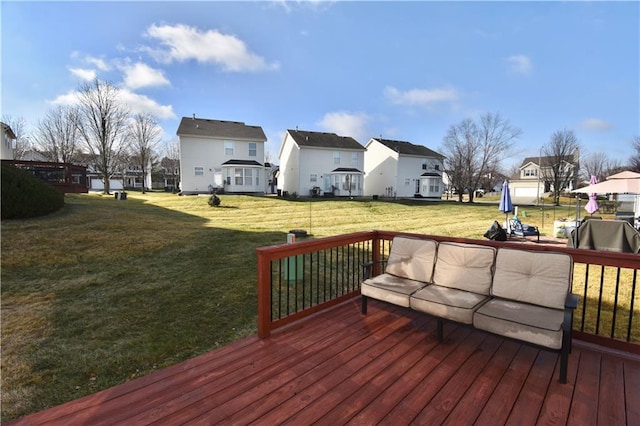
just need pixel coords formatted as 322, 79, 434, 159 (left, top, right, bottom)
441, 112, 521, 202
541, 129, 581, 205
1, 115, 30, 159
76, 79, 130, 194
33, 106, 81, 163
581, 152, 624, 183
630, 136, 640, 172
127, 113, 162, 193
158, 137, 181, 192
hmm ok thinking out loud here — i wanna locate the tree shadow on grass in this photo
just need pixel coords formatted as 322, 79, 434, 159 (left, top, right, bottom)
0, 193, 291, 421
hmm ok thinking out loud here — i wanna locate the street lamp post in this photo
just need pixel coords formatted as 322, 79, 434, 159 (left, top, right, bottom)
537, 147, 542, 205
538, 147, 545, 228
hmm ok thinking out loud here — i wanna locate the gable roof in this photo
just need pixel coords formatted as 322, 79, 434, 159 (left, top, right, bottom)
287, 129, 364, 150
1, 122, 16, 140
371, 138, 444, 159
177, 116, 266, 141
520, 155, 576, 168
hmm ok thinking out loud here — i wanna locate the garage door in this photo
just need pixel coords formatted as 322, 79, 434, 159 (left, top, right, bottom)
514, 187, 538, 197
90, 179, 124, 191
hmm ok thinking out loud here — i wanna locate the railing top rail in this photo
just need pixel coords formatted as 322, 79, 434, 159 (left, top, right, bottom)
255, 230, 639, 269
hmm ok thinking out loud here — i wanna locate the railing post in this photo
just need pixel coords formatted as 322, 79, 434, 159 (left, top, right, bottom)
372, 234, 382, 278
256, 249, 272, 338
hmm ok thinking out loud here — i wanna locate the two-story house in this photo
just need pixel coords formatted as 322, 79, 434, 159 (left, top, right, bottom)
1, 122, 16, 160
277, 129, 365, 197
509, 153, 579, 202
364, 138, 445, 198
177, 116, 268, 195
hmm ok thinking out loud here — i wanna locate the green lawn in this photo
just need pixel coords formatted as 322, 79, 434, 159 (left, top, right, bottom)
0, 192, 615, 420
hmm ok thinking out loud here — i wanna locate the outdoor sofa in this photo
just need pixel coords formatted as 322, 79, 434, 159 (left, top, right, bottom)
361, 236, 578, 383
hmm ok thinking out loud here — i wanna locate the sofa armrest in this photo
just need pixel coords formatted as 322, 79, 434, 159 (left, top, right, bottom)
563, 293, 579, 332
565, 293, 579, 309
362, 260, 387, 280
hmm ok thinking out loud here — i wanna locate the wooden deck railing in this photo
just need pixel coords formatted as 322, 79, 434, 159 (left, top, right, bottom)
256, 230, 639, 353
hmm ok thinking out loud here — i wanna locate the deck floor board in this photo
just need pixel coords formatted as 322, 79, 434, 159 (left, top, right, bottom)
6, 299, 640, 426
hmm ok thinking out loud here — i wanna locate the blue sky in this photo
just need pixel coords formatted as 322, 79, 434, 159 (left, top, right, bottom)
2, 1, 638, 169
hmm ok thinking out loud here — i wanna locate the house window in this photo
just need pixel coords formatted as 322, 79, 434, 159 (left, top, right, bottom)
351, 152, 358, 165
310, 174, 317, 183
225, 141, 234, 156
422, 160, 428, 170
404, 178, 411, 186
524, 168, 538, 177
248, 142, 257, 157
333, 151, 340, 165
234, 168, 254, 186
435, 164, 440, 171
195, 167, 204, 176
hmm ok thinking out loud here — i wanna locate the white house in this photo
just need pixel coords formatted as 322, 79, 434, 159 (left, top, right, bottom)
364, 138, 445, 198
177, 116, 268, 195
1, 121, 16, 160
277, 129, 365, 197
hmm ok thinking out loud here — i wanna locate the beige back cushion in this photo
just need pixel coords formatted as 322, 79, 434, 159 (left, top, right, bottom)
432, 242, 496, 295
492, 248, 573, 309
385, 237, 437, 283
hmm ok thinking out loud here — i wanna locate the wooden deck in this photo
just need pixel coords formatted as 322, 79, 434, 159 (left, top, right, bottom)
6, 298, 640, 425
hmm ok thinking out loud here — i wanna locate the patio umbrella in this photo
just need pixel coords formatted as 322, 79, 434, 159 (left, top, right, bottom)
572, 170, 640, 194
499, 180, 513, 232
584, 175, 600, 215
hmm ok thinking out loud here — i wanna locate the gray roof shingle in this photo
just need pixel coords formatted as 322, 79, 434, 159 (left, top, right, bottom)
177, 116, 266, 141
520, 155, 575, 168
287, 129, 364, 150
373, 138, 444, 158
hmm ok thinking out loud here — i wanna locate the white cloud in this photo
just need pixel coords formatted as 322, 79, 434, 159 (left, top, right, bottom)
85, 55, 110, 71
49, 90, 80, 106
318, 111, 369, 142
49, 88, 175, 119
116, 88, 176, 119
271, 0, 334, 14
580, 118, 613, 131
506, 54, 532, 75
69, 67, 97, 81
144, 23, 279, 72
384, 86, 460, 106
121, 62, 170, 90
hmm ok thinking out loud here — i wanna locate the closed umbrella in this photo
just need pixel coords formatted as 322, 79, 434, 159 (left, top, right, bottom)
499, 180, 513, 233
584, 175, 599, 215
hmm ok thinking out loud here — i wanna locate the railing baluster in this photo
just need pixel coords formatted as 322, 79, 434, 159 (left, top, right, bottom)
595, 265, 605, 335
628, 269, 637, 342
611, 267, 621, 338
581, 264, 590, 332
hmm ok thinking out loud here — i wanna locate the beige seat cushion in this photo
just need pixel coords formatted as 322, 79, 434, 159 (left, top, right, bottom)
473, 298, 564, 349
410, 285, 489, 324
384, 237, 438, 283
432, 242, 496, 295
362, 274, 428, 307
492, 248, 573, 310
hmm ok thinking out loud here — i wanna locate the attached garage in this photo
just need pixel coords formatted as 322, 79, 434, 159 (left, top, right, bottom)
514, 187, 538, 198
90, 179, 124, 191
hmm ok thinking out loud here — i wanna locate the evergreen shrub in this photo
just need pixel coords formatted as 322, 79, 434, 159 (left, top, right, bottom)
1, 163, 65, 219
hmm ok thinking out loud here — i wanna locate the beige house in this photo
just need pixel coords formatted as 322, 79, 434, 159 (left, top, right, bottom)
509, 153, 579, 203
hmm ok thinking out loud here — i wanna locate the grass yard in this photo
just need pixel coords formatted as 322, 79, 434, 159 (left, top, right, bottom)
0, 192, 633, 421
